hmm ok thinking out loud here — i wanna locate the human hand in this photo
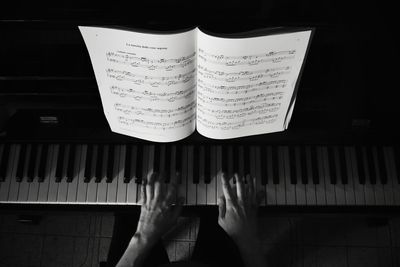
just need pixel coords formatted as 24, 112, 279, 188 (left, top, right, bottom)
218, 173, 261, 245
134, 172, 182, 245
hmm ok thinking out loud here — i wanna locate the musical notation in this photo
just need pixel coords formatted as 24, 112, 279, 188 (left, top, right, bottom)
197, 114, 279, 130
106, 68, 196, 86
197, 91, 284, 107
114, 101, 196, 118
197, 80, 287, 95
198, 48, 296, 66
106, 51, 196, 71
198, 67, 290, 82
118, 113, 196, 130
110, 85, 195, 102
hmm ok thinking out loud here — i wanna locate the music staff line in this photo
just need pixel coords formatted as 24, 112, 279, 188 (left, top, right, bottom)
197, 102, 281, 119
197, 81, 286, 95
118, 113, 195, 130
106, 51, 196, 64
110, 85, 196, 101
198, 69, 290, 82
114, 101, 196, 118
198, 65, 290, 77
197, 79, 287, 93
197, 91, 284, 107
197, 114, 279, 130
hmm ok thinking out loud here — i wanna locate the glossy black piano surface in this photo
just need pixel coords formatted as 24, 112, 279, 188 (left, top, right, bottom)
1, 1, 400, 210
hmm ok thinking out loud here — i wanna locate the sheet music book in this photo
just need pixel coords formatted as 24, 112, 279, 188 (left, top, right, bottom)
79, 26, 314, 142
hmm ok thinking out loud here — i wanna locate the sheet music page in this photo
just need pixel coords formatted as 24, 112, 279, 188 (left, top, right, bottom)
79, 26, 197, 142
196, 28, 312, 139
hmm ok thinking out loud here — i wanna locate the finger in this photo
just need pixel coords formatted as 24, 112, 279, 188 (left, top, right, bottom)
146, 172, 156, 203
140, 179, 147, 205
154, 173, 164, 202
165, 183, 177, 205
218, 196, 226, 219
221, 173, 234, 205
235, 173, 245, 202
251, 176, 257, 204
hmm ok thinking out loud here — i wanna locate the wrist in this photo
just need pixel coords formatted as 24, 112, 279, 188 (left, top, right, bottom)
129, 232, 157, 251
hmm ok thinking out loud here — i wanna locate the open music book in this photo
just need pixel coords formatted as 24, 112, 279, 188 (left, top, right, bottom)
79, 26, 313, 142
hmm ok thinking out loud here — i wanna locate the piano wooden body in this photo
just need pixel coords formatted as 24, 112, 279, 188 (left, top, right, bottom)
1, 0, 400, 210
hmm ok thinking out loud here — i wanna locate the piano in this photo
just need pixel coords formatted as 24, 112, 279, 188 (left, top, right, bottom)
1, 1, 400, 210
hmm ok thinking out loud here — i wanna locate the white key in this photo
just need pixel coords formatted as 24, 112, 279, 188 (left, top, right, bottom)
371, 146, 386, 205
197, 146, 207, 205
276, 146, 286, 205
283, 146, 296, 205
350, 147, 365, 205
96, 145, 109, 203
344, 147, 356, 205
47, 145, 60, 202
8, 145, 22, 202
187, 146, 197, 205
361, 147, 376, 205
294, 146, 306, 206
67, 145, 81, 203
127, 145, 138, 204
0, 144, 17, 202
385, 147, 400, 205
179, 146, 188, 204
28, 144, 41, 202
322, 147, 336, 205
86, 145, 98, 203
315, 147, 326, 206
305, 146, 316, 205
107, 145, 119, 203
333, 146, 346, 206
377, 147, 393, 205
265, 146, 277, 205
116, 145, 127, 204
76, 145, 88, 203
216, 146, 223, 203
38, 145, 54, 202
57, 144, 69, 203
17, 144, 32, 202
206, 146, 217, 205
382, 146, 395, 206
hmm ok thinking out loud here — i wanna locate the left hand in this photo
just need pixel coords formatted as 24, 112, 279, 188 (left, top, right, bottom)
135, 172, 182, 245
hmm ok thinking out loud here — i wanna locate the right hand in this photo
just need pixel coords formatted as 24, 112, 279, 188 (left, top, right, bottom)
217, 173, 262, 245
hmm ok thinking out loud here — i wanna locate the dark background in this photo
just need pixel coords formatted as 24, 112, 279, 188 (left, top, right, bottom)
0, 0, 399, 141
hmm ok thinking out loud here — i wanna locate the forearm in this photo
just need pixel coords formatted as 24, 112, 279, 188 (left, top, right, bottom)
116, 233, 156, 267
237, 239, 267, 267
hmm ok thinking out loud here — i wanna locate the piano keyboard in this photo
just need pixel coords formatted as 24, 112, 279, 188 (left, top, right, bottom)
0, 143, 400, 206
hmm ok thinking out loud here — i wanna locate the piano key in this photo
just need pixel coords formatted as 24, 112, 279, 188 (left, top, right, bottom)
153, 145, 161, 173
260, 146, 268, 185
265, 146, 277, 205
377, 147, 388, 184
66, 144, 76, 182
238, 146, 245, 180
339, 147, 348, 184
394, 147, 400, 184
300, 146, 308, 184
349, 147, 365, 205
206, 146, 217, 205
106, 144, 115, 183
84, 144, 94, 182
37, 145, 54, 202
289, 146, 297, 184
95, 144, 104, 183
123, 144, 132, 183
254, 146, 266, 206
187, 146, 197, 205
227, 146, 234, 181
315, 147, 327, 205
371, 146, 387, 205
107, 145, 119, 203
193, 145, 199, 184
148, 145, 155, 176
344, 147, 356, 205
0, 143, 11, 181
38, 144, 49, 182
55, 144, 65, 182
283, 146, 296, 205
321, 147, 335, 205
360, 146, 376, 206
28, 144, 42, 201
272, 146, 279, 184
116, 145, 128, 203
96, 144, 109, 203
176, 146, 182, 179
27, 144, 38, 182
67, 144, 81, 201
327, 146, 337, 185
275, 146, 286, 205
385, 146, 400, 205
355, 146, 366, 184
168, 145, 177, 204
8, 145, 22, 202
333, 146, 346, 206
204, 145, 211, 183
164, 145, 171, 183
216, 146, 224, 201
16, 144, 27, 182
244, 146, 250, 177
178, 146, 188, 204
17, 144, 32, 202
86, 145, 98, 203
76, 145, 89, 203
379, 146, 393, 205
57, 144, 70, 202
197, 146, 207, 205
136, 144, 144, 184
233, 145, 239, 177
305, 146, 316, 205
47, 145, 60, 202
221, 146, 228, 174
366, 147, 376, 184
0, 144, 17, 201
294, 146, 306, 205
127, 145, 138, 204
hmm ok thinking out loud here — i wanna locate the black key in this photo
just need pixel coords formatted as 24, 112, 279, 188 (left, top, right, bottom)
310, 146, 319, 184
84, 144, 94, 183
327, 147, 337, 184
95, 145, 104, 183
260, 146, 268, 185
176, 146, 182, 178
154, 145, 161, 173
123, 145, 132, 183
300, 146, 308, 184
16, 144, 27, 182
377, 147, 388, 184
394, 147, 400, 184
271, 146, 279, 184
0, 144, 10, 181
339, 147, 348, 184
67, 144, 76, 182
233, 146, 239, 177
204, 145, 211, 184
135, 145, 144, 183
355, 146, 365, 184
221, 146, 228, 174
38, 144, 48, 182
27, 144, 38, 182
106, 145, 115, 183
366, 146, 376, 184
289, 146, 297, 184
55, 144, 65, 182
164, 145, 171, 183
244, 146, 250, 177
193, 146, 199, 184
